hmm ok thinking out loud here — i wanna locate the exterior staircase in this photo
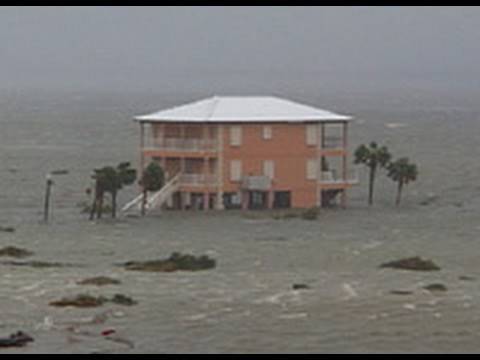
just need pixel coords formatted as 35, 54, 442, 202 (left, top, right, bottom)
121, 173, 181, 213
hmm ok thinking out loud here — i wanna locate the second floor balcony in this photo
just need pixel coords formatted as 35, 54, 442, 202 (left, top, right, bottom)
144, 137, 218, 153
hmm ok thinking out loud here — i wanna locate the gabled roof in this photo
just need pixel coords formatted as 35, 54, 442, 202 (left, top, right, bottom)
135, 96, 352, 123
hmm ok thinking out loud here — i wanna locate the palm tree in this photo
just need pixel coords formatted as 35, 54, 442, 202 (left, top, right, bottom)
89, 162, 136, 219
387, 157, 418, 206
354, 142, 392, 205
139, 162, 165, 216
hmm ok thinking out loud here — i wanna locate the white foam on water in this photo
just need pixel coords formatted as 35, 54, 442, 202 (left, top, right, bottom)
341, 283, 358, 301
278, 312, 308, 320
385, 122, 408, 129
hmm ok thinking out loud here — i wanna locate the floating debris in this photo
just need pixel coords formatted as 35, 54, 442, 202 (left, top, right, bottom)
272, 211, 300, 220
50, 294, 107, 308
123, 252, 216, 272
0, 331, 34, 348
390, 290, 414, 296
459, 275, 476, 282
301, 207, 319, 221
254, 236, 288, 242
0, 226, 15, 233
50, 169, 69, 175
423, 283, 448, 293
0, 246, 33, 258
379, 256, 441, 271
77, 276, 121, 286
292, 283, 311, 291
0, 260, 78, 268
50, 294, 137, 308
110, 294, 137, 306
419, 194, 438, 206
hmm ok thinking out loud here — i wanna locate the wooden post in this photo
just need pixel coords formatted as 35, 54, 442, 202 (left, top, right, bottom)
140, 122, 145, 174
43, 174, 54, 223
216, 125, 224, 210
203, 156, 209, 211
317, 123, 325, 208
341, 121, 348, 208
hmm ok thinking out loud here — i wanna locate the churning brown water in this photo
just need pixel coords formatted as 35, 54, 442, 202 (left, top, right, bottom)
1, 89, 480, 353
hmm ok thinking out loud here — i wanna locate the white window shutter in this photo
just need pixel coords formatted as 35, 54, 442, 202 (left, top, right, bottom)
306, 159, 318, 180
263, 160, 275, 179
230, 160, 242, 181
306, 124, 317, 146
230, 126, 242, 146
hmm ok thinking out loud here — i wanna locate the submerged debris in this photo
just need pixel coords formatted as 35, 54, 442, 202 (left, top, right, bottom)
110, 294, 137, 306
301, 207, 319, 221
0, 331, 34, 348
419, 194, 438, 206
123, 252, 216, 272
379, 256, 441, 272
390, 290, 414, 296
292, 283, 311, 291
423, 283, 448, 293
50, 293, 137, 308
50, 294, 106, 308
50, 169, 69, 175
254, 236, 288, 242
77, 276, 121, 286
459, 275, 476, 282
0, 226, 15, 233
272, 211, 301, 220
0, 246, 33, 258
0, 260, 77, 268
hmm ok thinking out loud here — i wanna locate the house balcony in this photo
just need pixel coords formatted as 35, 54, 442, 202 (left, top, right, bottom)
143, 137, 219, 158
319, 168, 359, 187
143, 137, 218, 153
323, 136, 345, 150
180, 173, 218, 187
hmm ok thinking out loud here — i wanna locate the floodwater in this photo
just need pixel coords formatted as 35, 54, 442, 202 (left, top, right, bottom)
1, 89, 480, 353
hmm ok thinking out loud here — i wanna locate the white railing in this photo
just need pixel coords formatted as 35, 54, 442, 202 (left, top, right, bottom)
145, 137, 218, 152
320, 168, 359, 185
180, 173, 217, 187
121, 173, 181, 212
323, 136, 345, 149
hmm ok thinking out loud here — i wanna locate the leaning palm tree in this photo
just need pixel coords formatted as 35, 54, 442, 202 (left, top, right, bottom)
354, 142, 392, 205
387, 157, 418, 206
139, 162, 165, 216
89, 162, 136, 220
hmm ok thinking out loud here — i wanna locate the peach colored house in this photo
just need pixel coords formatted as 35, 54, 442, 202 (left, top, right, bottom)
125, 96, 358, 212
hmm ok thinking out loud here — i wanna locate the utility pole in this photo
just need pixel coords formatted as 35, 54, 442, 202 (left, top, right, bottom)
43, 174, 54, 223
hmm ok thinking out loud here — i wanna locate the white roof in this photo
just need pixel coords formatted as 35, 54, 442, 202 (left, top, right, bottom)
135, 96, 352, 123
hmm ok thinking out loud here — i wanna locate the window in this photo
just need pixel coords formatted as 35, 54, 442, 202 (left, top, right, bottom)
306, 124, 317, 146
230, 160, 242, 181
306, 159, 318, 180
263, 160, 275, 179
273, 191, 291, 209
230, 126, 242, 146
262, 125, 272, 140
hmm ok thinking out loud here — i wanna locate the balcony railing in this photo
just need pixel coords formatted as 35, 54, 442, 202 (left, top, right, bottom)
320, 168, 359, 185
180, 173, 218, 187
323, 136, 345, 150
145, 137, 218, 152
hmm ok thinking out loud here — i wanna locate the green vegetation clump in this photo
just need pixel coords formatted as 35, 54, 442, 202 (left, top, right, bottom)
380, 256, 440, 272
49, 293, 137, 308
301, 207, 319, 220
77, 200, 112, 215
123, 252, 216, 272
0, 246, 33, 258
77, 276, 121, 286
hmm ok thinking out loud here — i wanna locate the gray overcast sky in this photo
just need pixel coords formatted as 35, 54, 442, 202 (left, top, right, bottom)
1, 6, 479, 93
